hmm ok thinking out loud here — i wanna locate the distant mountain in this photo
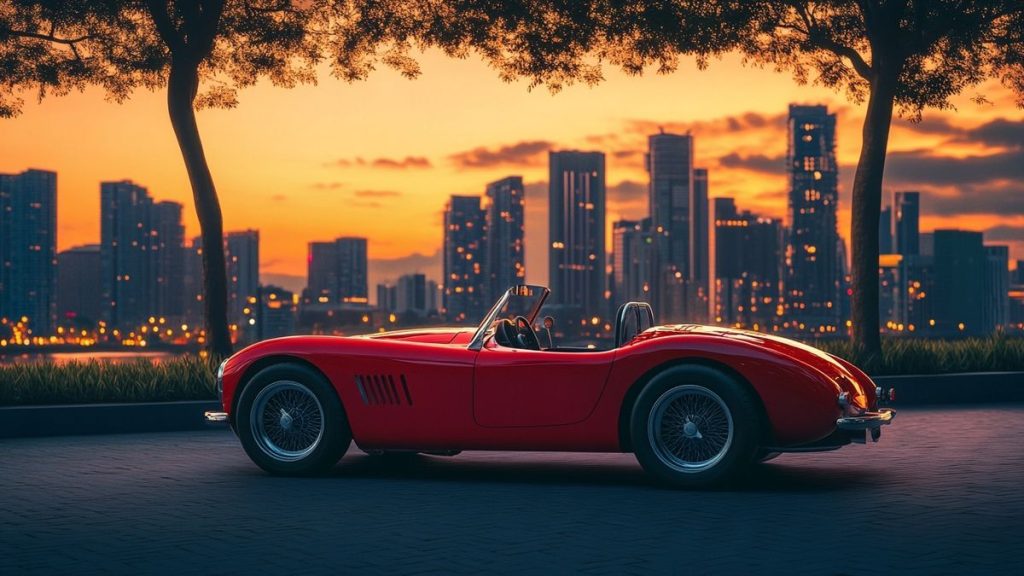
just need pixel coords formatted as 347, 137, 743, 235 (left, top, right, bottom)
260, 273, 306, 294
369, 250, 442, 289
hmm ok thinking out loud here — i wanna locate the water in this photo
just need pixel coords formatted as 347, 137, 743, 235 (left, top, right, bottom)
0, 351, 177, 365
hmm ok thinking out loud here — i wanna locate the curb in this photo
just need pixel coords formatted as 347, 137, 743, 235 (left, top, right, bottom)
872, 371, 1024, 405
1, 372, 1021, 439
0, 400, 222, 439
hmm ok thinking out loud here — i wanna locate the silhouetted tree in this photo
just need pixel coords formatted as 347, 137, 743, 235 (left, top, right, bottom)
432, 1, 1023, 365
2, 1, 422, 356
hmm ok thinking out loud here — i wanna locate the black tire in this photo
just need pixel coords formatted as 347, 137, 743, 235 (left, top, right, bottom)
236, 362, 351, 476
631, 365, 761, 488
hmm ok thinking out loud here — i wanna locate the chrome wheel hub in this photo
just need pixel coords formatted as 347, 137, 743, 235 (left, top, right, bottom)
648, 385, 734, 473
251, 380, 324, 462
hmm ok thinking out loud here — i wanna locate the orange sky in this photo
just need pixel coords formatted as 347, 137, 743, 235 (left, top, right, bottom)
1, 50, 1021, 290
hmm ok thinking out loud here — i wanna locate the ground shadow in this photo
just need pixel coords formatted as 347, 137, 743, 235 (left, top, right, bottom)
297, 450, 889, 493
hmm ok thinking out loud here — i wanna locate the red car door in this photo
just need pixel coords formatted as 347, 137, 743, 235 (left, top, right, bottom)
473, 344, 616, 428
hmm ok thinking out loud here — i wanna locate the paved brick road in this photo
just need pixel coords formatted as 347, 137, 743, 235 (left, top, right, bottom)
1, 406, 1022, 575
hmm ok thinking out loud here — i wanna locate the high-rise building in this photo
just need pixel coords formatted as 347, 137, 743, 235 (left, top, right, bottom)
1014, 260, 1024, 285
184, 236, 204, 324
152, 201, 185, 320
443, 195, 487, 323
376, 283, 396, 312
336, 237, 368, 304
396, 273, 429, 317
100, 180, 185, 330
57, 245, 102, 327
895, 191, 920, 256
691, 168, 710, 320
548, 151, 606, 323
305, 237, 368, 306
0, 169, 57, 335
879, 205, 893, 254
646, 133, 696, 322
257, 285, 296, 340
984, 245, 1010, 332
712, 198, 782, 330
612, 219, 654, 305
785, 104, 841, 334
484, 176, 526, 300
930, 230, 986, 335
226, 230, 260, 340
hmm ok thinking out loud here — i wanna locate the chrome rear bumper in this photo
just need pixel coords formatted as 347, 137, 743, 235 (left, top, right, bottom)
836, 408, 896, 431
204, 411, 229, 423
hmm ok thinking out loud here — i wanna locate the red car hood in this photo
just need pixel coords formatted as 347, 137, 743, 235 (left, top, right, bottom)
638, 325, 875, 410
363, 326, 472, 345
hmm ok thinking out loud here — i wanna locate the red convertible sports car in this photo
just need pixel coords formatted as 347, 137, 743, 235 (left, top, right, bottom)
206, 285, 894, 487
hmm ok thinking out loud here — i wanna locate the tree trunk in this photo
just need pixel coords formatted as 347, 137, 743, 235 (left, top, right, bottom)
167, 60, 233, 357
849, 73, 897, 369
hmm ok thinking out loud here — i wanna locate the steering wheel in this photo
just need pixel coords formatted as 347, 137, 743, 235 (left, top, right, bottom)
495, 319, 518, 348
513, 316, 541, 351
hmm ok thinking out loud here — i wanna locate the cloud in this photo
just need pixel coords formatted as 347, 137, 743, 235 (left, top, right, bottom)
448, 140, 554, 169
921, 186, 1024, 217
623, 111, 788, 139
983, 224, 1024, 243
330, 156, 432, 169
353, 189, 401, 198
718, 152, 787, 175
958, 118, 1024, 149
309, 182, 344, 190
270, 193, 287, 202
884, 149, 1024, 186
607, 179, 647, 203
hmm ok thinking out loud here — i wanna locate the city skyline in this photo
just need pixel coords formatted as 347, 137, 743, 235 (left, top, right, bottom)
1, 50, 1021, 286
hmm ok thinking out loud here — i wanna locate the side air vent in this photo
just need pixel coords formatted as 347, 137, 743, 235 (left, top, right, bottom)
354, 374, 413, 406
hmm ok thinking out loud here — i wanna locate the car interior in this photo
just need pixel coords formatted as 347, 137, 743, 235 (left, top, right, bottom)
492, 301, 656, 352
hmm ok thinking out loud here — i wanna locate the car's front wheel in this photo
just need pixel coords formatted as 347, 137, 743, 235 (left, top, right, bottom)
631, 365, 760, 488
236, 363, 351, 475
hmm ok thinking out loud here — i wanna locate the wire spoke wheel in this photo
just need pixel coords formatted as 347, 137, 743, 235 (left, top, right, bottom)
648, 384, 734, 473
251, 380, 325, 462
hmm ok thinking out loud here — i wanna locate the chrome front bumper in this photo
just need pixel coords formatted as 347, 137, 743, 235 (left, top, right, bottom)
204, 411, 229, 423
836, 408, 896, 431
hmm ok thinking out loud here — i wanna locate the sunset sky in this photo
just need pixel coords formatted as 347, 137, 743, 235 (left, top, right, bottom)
2, 49, 1021, 293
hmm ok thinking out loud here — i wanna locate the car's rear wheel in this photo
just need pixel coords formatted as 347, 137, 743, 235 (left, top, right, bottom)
236, 363, 351, 475
631, 365, 760, 488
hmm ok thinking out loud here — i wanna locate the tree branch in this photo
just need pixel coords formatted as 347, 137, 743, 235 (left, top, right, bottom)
145, 0, 186, 53
1, 28, 93, 46
784, 1, 873, 80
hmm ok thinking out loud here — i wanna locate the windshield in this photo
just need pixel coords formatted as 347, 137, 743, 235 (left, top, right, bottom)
467, 285, 550, 350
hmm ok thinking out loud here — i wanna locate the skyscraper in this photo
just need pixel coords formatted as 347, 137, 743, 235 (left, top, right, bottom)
152, 201, 185, 320
226, 230, 260, 338
396, 273, 429, 317
100, 180, 184, 329
984, 245, 1010, 332
612, 219, 654, 305
484, 176, 526, 300
691, 167, 710, 320
895, 191, 920, 256
336, 237, 368, 304
306, 237, 368, 306
930, 230, 986, 335
57, 245, 102, 327
785, 104, 841, 334
443, 195, 487, 323
549, 151, 606, 323
646, 133, 693, 322
184, 236, 204, 324
879, 205, 893, 254
712, 198, 782, 330
0, 169, 58, 335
